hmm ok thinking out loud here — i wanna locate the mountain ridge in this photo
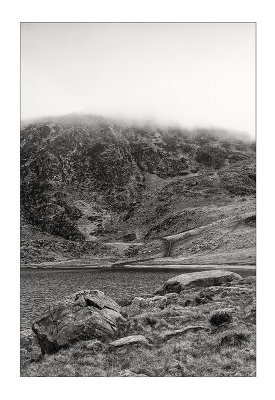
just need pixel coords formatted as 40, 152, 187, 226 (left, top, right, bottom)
20, 114, 256, 265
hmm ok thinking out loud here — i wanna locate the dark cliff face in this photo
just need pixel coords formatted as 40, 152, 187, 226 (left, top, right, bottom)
20, 115, 256, 262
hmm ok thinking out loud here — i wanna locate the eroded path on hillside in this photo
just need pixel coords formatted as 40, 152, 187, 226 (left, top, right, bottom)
162, 211, 255, 257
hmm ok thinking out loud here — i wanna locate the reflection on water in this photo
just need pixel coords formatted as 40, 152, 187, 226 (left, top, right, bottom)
20, 267, 255, 330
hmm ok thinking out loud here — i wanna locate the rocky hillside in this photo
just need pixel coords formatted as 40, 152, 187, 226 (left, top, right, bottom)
20, 114, 256, 265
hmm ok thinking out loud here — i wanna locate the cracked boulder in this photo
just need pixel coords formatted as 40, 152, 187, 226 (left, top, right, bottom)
32, 290, 124, 354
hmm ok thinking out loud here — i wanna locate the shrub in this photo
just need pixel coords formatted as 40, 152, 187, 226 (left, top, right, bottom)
209, 309, 233, 326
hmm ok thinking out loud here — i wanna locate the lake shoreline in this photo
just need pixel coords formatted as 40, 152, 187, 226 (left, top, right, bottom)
21, 263, 256, 333
21, 260, 256, 271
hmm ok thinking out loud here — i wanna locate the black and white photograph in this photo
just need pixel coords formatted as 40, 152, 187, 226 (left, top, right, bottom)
20, 22, 256, 377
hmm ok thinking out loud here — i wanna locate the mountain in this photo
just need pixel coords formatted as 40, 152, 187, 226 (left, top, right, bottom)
20, 114, 256, 265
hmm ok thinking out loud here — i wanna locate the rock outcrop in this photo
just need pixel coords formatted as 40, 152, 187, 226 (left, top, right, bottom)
154, 269, 242, 295
32, 290, 124, 354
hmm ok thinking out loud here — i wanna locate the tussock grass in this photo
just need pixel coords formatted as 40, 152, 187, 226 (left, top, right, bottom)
209, 309, 233, 326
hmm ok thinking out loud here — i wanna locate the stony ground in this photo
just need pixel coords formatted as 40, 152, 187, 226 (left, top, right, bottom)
21, 274, 256, 377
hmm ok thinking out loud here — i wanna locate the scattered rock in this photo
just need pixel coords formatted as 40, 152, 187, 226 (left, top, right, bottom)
20, 329, 42, 361
209, 308, 233, 326
32, 290, 125, 354
162, 325, 209, 340
155, 270, 242, 295
126, 293, 178, 315
109, 335, 150, 348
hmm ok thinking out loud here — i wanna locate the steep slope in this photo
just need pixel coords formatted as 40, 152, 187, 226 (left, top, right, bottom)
20, 115, 256, 265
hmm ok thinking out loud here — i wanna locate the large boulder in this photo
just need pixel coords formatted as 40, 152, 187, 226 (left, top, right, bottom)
32, 290, 124, 354
154, 270, 242, 295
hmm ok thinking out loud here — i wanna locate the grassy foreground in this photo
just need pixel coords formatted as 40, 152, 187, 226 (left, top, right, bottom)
21, 276, 256, 377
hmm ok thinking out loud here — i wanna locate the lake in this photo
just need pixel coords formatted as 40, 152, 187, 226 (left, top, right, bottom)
20, 266, 255, 330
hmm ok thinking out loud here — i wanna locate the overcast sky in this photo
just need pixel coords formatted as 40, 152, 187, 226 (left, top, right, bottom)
21, 23, 255, 136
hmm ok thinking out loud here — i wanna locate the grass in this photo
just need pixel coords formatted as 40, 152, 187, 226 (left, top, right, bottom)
21, 329, 255, 377
21, 276, 256, 377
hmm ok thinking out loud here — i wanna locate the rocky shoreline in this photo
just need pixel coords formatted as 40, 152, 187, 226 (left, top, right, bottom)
21, 269, 256, 377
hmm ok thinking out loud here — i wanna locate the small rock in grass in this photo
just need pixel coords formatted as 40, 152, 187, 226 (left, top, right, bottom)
109, 334, 150, 348
120, 370, 135, 377
120, 369, 148, 377
162, 325, 209, 340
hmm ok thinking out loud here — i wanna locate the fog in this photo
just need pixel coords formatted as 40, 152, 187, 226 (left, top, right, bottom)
21, 23, 255, 137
